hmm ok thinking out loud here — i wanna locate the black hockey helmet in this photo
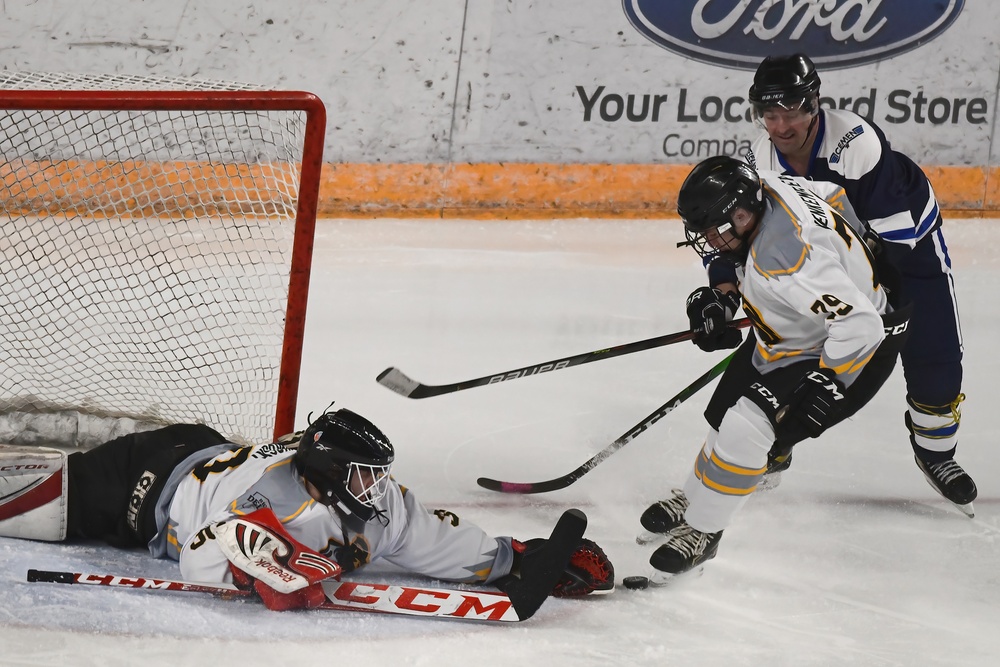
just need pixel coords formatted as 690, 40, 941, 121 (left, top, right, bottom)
748, 53, 821, 116
676, 156, 764, 259
293, 407, 394, 521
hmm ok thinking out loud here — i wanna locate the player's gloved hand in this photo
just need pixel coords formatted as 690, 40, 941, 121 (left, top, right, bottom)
686, 286, 742, 352
507, 537, 614, 597
229, 562, 326, 611
215, 507, 341, 612
781, 368, 847, 438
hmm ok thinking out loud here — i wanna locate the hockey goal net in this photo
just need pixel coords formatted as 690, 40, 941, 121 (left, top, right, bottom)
0, 72, 326, 448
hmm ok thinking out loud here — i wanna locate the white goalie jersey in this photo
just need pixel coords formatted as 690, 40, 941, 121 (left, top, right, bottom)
147, 443, 514, 585
740, 171, 890, 387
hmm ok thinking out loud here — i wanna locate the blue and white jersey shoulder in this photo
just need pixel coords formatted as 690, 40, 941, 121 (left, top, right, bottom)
746, 108, 938, 250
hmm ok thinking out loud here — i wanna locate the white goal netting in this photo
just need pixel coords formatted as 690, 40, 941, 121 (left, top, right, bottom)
0, 72, 321, 448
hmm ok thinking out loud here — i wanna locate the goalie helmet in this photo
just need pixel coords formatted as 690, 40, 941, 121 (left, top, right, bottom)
676, 156, 764, 260
748, 53, 821, 117
293, 408, 394, 522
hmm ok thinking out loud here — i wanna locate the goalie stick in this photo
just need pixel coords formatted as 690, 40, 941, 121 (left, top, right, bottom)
26, 569, 522, 622
377, 318, 750, 399
477, 353, 736, 494
26, 507, 587, 622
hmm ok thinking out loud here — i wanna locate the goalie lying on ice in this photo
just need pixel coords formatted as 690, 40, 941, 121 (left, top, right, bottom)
0, 406, 613, 610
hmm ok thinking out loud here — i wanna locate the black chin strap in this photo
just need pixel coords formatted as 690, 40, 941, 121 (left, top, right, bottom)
799, 112, 819, 152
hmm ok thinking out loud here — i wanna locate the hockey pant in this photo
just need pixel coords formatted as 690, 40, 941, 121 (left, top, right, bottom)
895, 228, 965, 459
66, 423, 228, 547
683, 308, 910, 534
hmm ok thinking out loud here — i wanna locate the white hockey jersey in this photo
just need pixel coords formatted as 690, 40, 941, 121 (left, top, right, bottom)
740, 171, 889, 387
147, 443, 514, 585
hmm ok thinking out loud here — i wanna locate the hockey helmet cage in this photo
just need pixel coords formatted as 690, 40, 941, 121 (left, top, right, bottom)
748, 53, 821, 116
676, 156, 764, 259
294, 408, 394, 521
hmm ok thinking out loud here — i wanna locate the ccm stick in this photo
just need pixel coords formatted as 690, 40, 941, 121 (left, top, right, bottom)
27, 569, 523, 622
377, 319, 750, 399
477, 353, 736, 494
27, 508, 587, 623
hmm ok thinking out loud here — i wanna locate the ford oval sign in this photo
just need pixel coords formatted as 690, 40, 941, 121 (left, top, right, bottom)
622, 0, 965, 70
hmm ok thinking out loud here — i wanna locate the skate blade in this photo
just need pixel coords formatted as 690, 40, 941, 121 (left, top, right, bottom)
953, 500, 975, 518
647, 565, 706, 588
921, 477, 976, 518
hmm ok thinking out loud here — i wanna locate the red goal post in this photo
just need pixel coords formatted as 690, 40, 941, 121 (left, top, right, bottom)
0, 72, 326, 447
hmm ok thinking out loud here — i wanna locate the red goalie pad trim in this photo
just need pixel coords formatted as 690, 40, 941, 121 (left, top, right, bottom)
0, 469, 63, 522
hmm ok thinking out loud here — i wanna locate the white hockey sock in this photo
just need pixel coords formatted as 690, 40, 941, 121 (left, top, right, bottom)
683, 398, 773, 534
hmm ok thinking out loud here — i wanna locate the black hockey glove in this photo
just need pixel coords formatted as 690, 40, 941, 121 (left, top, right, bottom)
782, 368, 847, 438
507, 537, 614, 598
686, 286, 742, 352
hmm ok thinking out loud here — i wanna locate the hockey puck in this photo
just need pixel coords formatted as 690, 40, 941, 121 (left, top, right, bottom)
622, 575, 650, 590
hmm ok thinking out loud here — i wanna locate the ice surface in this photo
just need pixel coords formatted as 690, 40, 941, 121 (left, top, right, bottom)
2, 217, 998, 666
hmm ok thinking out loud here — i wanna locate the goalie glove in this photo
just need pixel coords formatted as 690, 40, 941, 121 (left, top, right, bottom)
214, 507, 341, 611
509, 537, 614, 597
228, 562, 327, 611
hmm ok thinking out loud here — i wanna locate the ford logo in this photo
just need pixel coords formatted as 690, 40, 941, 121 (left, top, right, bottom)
622, 0, 965, 70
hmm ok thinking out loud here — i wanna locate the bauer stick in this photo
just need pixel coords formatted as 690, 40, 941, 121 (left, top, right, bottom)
377, 318, 750, 399
476, 352, 736, 494
27, 569, 522, 622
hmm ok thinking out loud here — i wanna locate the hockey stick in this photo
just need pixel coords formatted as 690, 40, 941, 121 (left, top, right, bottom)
476, 352, 736, 494
377, 318, 750, 399
25, 508, 586, 622
26, 569, 521, 622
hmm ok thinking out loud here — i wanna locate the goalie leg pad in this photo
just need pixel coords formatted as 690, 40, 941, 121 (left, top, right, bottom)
0, 445, 68, 541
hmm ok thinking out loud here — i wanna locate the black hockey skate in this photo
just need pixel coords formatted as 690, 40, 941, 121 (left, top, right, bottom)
636, 489, 689, 546
647, 523, 723, 586
914, 455, 978, 518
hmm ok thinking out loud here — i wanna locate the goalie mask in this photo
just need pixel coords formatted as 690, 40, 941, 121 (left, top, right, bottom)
676, 156, 765, 262
293, 408, 394, 522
